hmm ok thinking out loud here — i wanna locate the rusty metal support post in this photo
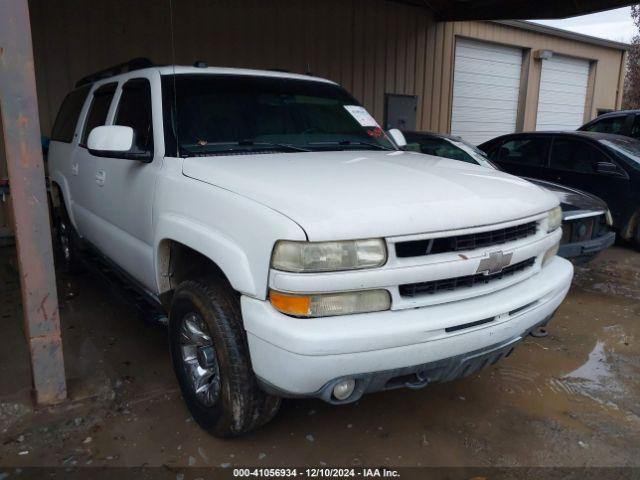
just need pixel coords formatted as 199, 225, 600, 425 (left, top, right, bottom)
0, 0, 67, 404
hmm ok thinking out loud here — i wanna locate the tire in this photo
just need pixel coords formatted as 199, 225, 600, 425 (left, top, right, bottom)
52, 199, 84, 274
168, 278, 281, 437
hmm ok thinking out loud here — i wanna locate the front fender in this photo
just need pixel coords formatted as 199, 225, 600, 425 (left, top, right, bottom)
153, 162, 308, 299
155, 214, 257, 295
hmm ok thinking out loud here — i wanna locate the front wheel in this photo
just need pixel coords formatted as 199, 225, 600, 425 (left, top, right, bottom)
169, 278, 280, 437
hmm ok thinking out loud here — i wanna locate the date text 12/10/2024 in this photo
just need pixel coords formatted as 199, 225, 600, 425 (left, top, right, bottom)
233, 468, 401, 478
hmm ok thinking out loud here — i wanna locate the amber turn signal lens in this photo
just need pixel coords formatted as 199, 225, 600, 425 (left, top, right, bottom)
269, 289, 391, 317
269, 291, 311, 317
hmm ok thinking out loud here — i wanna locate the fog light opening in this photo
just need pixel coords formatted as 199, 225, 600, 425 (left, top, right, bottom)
332, 379, 356, 401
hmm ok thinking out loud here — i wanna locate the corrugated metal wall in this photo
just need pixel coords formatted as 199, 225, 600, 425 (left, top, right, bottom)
28, 0, 447, 136
23, 2, 628, 143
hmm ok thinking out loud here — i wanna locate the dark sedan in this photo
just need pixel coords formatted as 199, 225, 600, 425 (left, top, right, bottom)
403, 131, 616, 263
478, 131, 640, 248
579, 109, 640, 140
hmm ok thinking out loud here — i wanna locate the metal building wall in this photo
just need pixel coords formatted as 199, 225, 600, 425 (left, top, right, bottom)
28, 0, 443, 136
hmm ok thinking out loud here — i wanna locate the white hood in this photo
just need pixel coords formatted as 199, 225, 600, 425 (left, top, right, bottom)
182, 150, 557, 241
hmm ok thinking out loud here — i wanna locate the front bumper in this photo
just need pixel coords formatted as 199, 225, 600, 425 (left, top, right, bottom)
260, 315, 553, 404
242, 257, 573, 401
558, 231, 616, 261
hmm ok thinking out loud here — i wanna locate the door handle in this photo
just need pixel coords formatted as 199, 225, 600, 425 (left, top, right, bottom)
95, 170, 106, 186
71, 163, 79, 176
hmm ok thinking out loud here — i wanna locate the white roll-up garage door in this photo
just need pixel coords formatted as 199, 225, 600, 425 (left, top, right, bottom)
451, 38, 523, 145
536, 55, 590, 131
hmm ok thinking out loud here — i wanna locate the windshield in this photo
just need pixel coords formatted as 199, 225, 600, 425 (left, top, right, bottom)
405, 133, 498, 169
600, 137, 640, 168
162, 74, 395, 156
445, 138, 498, 169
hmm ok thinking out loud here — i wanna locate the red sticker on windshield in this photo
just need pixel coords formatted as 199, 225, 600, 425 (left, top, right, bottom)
367, 127, 384, 138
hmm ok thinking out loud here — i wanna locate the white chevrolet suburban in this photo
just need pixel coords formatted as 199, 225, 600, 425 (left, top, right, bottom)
48, 60, 573, 437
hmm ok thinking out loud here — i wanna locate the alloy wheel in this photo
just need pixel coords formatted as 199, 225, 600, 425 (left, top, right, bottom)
179, 312, 221, 407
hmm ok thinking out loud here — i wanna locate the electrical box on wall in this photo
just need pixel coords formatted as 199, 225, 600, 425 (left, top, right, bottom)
384, 94, 418, 131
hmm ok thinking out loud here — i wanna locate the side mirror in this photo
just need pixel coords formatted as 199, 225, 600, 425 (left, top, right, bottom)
387, 128, 407, 149
595, 161, 620, 176
88, 125, 134, 154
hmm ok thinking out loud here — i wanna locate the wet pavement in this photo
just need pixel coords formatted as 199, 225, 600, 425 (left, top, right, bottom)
0, 246, 639, 468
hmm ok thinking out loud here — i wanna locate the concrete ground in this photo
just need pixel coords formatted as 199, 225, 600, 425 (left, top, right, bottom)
0, 245, 639, 469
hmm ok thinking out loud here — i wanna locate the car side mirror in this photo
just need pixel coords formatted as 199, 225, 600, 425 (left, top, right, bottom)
387, 129, 407, 149
595, 161, 620, 176
88, 125, 133, 154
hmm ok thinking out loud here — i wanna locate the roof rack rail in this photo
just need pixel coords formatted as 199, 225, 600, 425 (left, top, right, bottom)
75, 57, 155, 87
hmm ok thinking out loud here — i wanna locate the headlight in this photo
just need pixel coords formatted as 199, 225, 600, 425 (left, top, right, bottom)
547, 206, 562, 233
271, 239, 387, 273
542, 242, 560, 267
269, 289, 391, 317
605, 209, 613, 227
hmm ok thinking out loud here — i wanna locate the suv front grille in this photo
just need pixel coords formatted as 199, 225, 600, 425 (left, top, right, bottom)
399, 257, 536, 298
396, 221, 537, 258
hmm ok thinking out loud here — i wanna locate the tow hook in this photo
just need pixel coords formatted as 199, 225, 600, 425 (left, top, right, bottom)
406, 371, 430, 389
530, 327, 549, 338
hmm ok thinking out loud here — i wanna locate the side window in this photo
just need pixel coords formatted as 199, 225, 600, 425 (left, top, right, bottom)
493, 138, 550, 167
550, 138, 609, 174
51, 85, 91, 143
630, 115, 640, 139
81, 83, 117, 146
583, 116, 626, 134
114, 78, 154, 154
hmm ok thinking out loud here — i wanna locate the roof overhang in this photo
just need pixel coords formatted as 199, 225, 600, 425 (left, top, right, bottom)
495, 20, 629, 50
398, 0, 636, 21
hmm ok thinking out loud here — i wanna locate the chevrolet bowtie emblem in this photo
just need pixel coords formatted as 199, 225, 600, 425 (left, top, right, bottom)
476, 251, 513, 275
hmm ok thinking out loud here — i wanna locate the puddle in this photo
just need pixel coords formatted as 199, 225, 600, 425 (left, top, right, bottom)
549, 341, 628, 411
573, 251, 640, 301
493, 364, 545, 397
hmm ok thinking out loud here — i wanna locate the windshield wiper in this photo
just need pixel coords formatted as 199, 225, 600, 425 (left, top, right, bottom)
237, 140, 311, 152
307, 140, 393, 151
179, 140, 310, 156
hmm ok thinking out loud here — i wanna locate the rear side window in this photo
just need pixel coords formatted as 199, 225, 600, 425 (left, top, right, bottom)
114, 78, 153, 154
583, 115, 626, 135
492, 138, 550, 167
81, 83, 117, 146
50, 85, 91, 143
550, 138, 608, 173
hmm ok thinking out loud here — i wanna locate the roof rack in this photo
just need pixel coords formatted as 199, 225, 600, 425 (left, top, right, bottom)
75, 57, 155, 87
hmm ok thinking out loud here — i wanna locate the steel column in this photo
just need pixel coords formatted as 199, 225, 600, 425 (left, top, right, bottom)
0, 0, 66, 404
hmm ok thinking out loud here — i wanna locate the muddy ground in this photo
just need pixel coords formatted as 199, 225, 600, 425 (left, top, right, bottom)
0, 246, 639, 469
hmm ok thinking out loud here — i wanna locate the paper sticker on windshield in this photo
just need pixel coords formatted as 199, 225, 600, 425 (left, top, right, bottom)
344, 105, 379, 127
